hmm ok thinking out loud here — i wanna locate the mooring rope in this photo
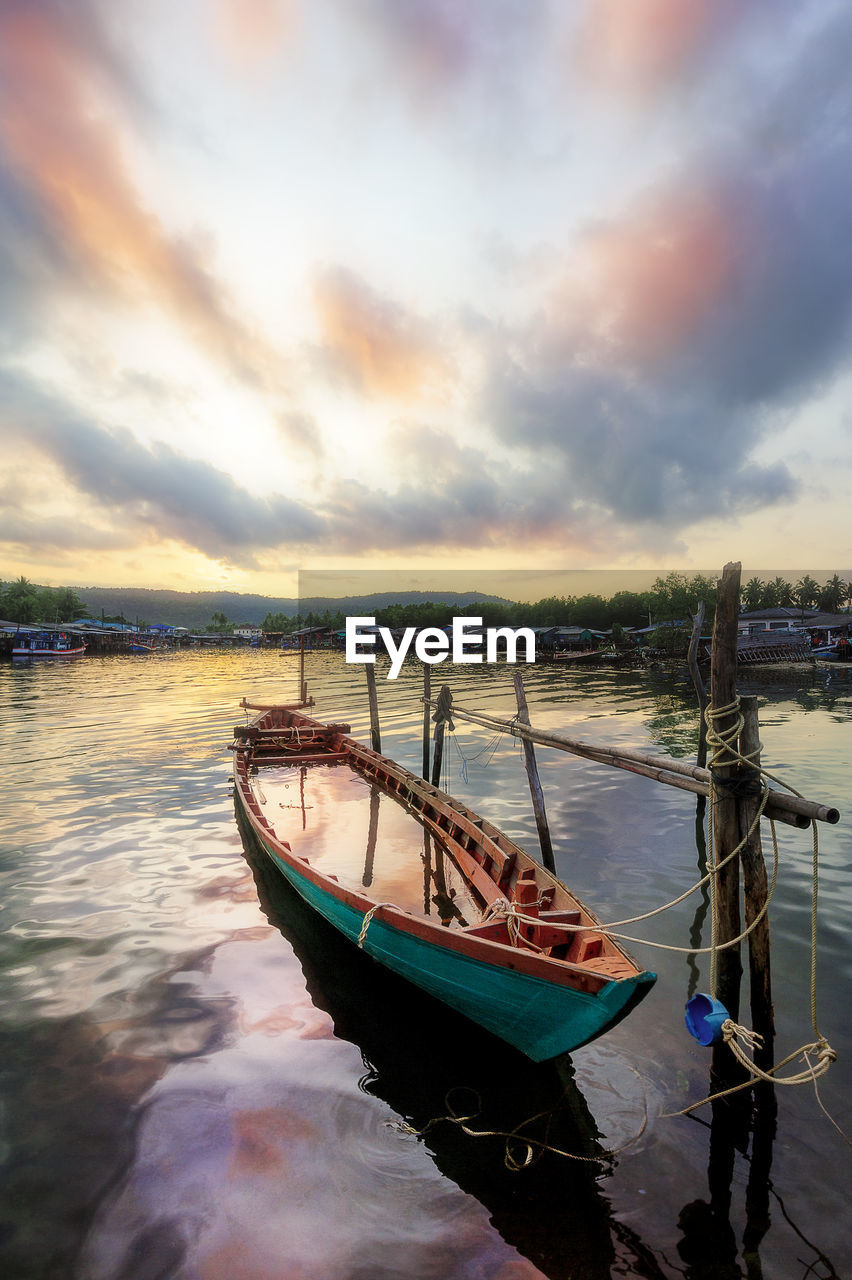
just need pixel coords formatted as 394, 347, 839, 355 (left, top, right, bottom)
480, 894, 551, 951
661, 696, 840, 1119
393, 1072, 649, 1168
357, 902, 398, 948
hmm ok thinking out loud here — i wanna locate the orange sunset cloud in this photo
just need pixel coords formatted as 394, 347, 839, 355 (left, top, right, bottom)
0, 3, 281, 390
313, 267, 452, 400
547, 190, 736, 367
577, 0, 737, 93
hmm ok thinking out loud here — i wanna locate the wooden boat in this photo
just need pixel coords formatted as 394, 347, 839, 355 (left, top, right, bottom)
231, 702, 656, 1061
12, 632, 86, 659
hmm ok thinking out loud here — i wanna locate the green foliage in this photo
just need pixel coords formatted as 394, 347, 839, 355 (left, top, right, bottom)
818, 574, 848, 614
794, 575, 821, 611
0, 578, 89, 625
647, 624, 692, 656
261, 611, 295, 631
207, 611, 233, 635
649, 572, 716, 623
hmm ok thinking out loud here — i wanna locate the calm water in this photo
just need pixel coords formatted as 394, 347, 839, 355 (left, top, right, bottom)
0, 650, 849, 1279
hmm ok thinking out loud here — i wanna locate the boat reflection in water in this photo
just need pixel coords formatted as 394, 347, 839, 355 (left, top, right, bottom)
236, 798, 669, 1280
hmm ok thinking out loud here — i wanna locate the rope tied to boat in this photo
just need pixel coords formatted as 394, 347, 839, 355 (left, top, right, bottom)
357, 902, 398, 948
480, 895, 554, 951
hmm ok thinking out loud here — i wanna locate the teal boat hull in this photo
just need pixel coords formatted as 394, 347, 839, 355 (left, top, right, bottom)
260, 836, 654, 1062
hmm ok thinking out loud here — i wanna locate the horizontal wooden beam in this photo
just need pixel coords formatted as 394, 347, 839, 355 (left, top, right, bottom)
426, 699, 839, 829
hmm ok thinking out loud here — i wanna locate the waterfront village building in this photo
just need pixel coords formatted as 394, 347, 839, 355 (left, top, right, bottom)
234, 625, 263, 639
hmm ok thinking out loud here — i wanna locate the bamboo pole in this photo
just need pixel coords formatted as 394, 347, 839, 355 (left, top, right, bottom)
421, 699, 838, 829
422, 663, 431, 781
299, 633, 307, 704
687, 600, 708, 770
513, 673, 556, 872
365, 664, 381, 754
739, 695, 774, 1071
710, 561, 743, 1029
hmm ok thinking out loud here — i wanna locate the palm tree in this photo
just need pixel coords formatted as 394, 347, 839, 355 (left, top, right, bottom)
794, 575, 820, 613
773, 576, 795, 607
818, 574, 847, 614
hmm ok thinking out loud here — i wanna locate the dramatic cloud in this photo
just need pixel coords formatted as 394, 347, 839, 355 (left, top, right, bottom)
0, 0, 282, 390
1, 1, 850, 582
0, 375, 323, 566
0, 372, 653, 561
575, 0, 740, 94
313, 267, 453, 400
352, 0, 533, 97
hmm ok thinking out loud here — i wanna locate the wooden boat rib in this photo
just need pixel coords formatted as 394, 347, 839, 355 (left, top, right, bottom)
232, 702, 656, 1061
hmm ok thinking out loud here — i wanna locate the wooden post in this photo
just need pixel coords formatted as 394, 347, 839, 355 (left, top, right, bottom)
422, 663, 431, 781
365, 664, 381, 753
709, 561, 744, 1030
299, 633, 307, 704
431, 719, 445, 789
687, 601, 708, 770
513, 672, 556, 872
738, 695, 774, 1071
430, 684, 451, 789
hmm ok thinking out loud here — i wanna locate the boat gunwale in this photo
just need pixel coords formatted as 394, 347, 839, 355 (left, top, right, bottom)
232, 704, 652, 995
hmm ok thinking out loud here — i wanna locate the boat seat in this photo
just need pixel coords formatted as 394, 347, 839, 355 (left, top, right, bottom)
571, 933, 604, 963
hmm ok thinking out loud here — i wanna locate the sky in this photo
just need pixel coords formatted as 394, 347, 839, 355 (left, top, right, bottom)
1, 0, 851, 597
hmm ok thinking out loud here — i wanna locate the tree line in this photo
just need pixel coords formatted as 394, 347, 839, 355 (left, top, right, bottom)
259, 572, 851, 636
5, 571, 848, 631
0, 577, 89, 626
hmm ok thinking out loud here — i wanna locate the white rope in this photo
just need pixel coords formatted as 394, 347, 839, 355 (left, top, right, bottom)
357, 902, 398, 948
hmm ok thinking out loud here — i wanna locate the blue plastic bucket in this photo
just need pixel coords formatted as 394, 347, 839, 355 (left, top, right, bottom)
685, 993, 730, 1046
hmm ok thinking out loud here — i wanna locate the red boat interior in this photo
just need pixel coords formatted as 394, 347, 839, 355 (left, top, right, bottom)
232, 708, 639, 980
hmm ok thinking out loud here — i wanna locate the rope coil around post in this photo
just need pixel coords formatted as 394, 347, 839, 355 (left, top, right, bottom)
666, 695, 840, 1119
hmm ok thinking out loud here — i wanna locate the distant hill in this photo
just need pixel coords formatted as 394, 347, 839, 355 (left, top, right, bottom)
64, 586, 511, 629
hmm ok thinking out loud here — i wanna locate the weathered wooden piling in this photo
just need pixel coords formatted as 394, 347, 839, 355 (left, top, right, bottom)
513, 672, 556, 872
430, 685, 452, 789
365, 664, 382, 753
738, 695, 774, 1070
709, 561, 744, 1028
